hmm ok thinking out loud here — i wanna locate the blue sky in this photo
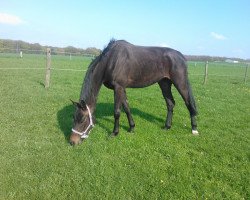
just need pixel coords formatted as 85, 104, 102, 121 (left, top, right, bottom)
0, 0, 249, 58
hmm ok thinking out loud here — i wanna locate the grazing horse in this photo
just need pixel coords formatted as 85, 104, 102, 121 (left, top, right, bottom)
70, 40, 198, 145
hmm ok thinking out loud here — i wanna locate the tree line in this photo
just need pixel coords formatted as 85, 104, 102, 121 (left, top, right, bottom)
185, 55, 248, 63
0, 39, 101, 56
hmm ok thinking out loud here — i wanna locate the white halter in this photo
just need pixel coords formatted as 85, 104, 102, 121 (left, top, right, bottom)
71, 105, 94, 139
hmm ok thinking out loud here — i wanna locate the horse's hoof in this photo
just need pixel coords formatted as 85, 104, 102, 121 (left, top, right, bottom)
192, 130, 199, 136
128, 127, 135, 133
111, 132, 119, 137
162, 126, 171, 130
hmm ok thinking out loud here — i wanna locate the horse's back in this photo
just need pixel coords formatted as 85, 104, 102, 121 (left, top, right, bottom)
103, 40, 187, 88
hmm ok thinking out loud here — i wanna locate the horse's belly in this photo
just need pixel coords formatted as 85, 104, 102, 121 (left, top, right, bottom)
103, 81, 114, 89
127, 74, 165, 88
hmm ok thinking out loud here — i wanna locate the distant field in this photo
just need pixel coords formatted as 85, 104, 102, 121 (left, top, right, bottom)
0, 54, 249, 199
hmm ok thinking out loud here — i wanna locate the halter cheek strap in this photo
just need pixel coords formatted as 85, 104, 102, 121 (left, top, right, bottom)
71, 105, 94, 139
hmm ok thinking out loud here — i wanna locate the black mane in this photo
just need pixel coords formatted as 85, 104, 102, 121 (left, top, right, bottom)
79, 39, 117, 104
99, 38, 116, 59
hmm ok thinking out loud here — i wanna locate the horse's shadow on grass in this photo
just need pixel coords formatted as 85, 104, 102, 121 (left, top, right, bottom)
57, 103, 164, 141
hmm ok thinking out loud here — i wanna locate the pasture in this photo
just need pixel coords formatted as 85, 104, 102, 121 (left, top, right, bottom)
0, 54, 249, 199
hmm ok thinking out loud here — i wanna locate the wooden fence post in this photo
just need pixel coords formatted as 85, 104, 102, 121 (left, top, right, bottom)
45, 48, 51, 88
244, 64, 249, 84
203, 61, 208, 84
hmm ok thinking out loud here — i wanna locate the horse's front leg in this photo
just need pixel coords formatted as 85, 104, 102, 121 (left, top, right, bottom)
112, 84, 124, 136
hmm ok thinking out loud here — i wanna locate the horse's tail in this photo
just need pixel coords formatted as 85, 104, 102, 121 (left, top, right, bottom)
187, 79, 198, 116
180, 52, 198, 116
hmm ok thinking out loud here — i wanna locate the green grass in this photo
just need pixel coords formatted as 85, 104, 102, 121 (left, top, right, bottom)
0, 54, 249, 199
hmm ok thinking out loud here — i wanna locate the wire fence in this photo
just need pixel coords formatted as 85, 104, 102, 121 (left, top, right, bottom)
0, 48, 94, 71
0, 49, 249, 86
187, 61, 249, 84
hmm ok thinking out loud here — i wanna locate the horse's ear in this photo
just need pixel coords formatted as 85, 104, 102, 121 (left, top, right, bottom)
70, 99, 87, 110
80, 100, 87, 110
70, 99, 78, 106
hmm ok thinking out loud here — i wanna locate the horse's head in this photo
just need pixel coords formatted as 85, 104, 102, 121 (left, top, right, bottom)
70, 100, 94, 146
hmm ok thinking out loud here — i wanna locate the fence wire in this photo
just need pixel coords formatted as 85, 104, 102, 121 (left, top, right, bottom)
0, 50, 249, 84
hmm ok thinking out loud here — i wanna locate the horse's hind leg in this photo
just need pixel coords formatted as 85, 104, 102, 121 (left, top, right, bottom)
171, 71, 198, 135
158, 78, 175, 130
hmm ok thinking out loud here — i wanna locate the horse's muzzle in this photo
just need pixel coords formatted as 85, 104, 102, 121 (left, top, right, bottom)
69, 133, 82, 146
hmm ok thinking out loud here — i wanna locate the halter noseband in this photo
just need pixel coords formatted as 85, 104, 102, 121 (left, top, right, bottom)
71, 105, 94, 139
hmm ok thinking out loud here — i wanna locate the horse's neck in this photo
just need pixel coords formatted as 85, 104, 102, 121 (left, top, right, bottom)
80, 64, 104, 112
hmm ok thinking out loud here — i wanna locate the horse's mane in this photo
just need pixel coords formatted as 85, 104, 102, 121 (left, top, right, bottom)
99, 38, 116, 60
79, 39, 117, 103
86, 39, 117, 71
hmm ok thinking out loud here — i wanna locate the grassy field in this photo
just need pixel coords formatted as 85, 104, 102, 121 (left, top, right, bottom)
0, 54, 249, 199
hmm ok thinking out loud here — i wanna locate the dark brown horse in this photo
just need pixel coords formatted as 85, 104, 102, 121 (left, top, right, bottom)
70, 40, 198, 145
